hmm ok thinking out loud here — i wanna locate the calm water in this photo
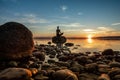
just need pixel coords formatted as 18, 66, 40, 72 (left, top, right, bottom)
34, 39, 120, 53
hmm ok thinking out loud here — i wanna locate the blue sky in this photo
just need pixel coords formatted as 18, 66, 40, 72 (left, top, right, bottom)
0, 0, 120, 37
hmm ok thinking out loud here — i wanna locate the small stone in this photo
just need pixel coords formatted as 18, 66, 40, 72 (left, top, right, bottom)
109, 61, 120, 68
58, 55, 68, 61
78, 73, 97, 80
8, 61, 18, 67
98, 74, 110, 80
52, 69, 78, 80
42, 63, 51, 70
29, 62, 40, 68
30, 68, 38, 75
65, 43, 74, 47
34, 74, 49, 80
49, 55, 55, 58
113, 74, 120, 80
48, 59, 56, 64
108, 68, 120, 80
33, 51, 45, 61
102, 49, 114, 56
85, 63, 98, 73
49, 50, 57, 55
98, 64, 111, 73
55, 61, 70, 68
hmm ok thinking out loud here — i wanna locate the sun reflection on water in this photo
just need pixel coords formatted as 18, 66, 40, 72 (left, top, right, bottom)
87, 35, 93, 43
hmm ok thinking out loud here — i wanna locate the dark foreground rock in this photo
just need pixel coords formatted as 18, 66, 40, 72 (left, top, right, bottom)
0, 22, 34, 60
0, 68, 32, 80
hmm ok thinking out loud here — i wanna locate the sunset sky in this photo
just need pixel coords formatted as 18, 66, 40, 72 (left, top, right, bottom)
0, 0, 120, 37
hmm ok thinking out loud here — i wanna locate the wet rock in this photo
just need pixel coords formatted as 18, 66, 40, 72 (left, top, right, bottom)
98, 64, 111, 73
19, 63, 29, 68
70, 61, 84, 73
69, 67, 81, 72
33, 51, 45, 61
85, 63, 98, 73
29, 62, 40, 68
30, 68, 38, 75
29, 56, 37, 61
62, 49, 71, 54
49, 55, 55, 58
108, 68, 120, 80
46, 69, 55, 76
102, 49, 114, 56
47, 41, 52, 45
65, 43, 74, 47
0, 22, 34, 60
115, 56, 120, 62
49, 50, 57, 55
34, 74, 49, 80
109, 61, 120, 68
55, 61, 70, 68
48, 59, 56, 64
75, 56, 88, 65
8, 61, 18, 67
51, 66, 61, 71
98, 74, 110, 80
42, 63, 51, 70
113, 74, 120, 80
58, 55, 68, 61
104, 55, 114, 60
86, 52, 91, 55
78, 73, 97, 80
0, 68, 32, 80
52, 69, 78, 80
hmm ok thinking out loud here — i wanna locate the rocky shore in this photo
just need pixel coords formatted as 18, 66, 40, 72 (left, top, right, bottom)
0, 22, 120, 80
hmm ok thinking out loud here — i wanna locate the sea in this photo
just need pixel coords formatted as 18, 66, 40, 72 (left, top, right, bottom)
34, 38, 120, 53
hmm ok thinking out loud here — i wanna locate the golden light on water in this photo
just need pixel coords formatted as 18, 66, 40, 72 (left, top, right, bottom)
87, 34, 93, 43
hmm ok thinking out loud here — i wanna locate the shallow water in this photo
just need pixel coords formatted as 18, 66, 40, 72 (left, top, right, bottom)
34, 39, 120, 53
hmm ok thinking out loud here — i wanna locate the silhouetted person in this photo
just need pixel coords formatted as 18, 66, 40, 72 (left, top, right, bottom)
52, 26, 66, 48
56, 26, 63, 37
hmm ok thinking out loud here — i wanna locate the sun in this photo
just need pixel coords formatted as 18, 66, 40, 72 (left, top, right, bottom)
88, 34, 92, 39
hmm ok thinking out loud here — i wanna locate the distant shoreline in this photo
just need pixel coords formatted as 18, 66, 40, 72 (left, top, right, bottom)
34, 36, 120, 40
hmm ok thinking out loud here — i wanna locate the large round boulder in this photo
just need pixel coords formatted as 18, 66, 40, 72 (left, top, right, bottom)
0, 22, 34, 60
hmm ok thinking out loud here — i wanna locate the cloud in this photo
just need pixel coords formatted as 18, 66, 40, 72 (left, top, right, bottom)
83, 29, 94, 32
82, 29, 97, 34
111, 23, 120, 26
82, 27, 117, 34
23, 14, 36, 18
60, 23, 84, 27
78, 12, 83, 15
97, 27, 114, 32
1, 13, 50, 24
15, 13, 50, 24
65, 29, 80, 32
61, 5, 68, 11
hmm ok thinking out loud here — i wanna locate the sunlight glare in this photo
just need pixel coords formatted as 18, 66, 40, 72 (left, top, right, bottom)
88, 34, 92, 39
87, 34, 93, 43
